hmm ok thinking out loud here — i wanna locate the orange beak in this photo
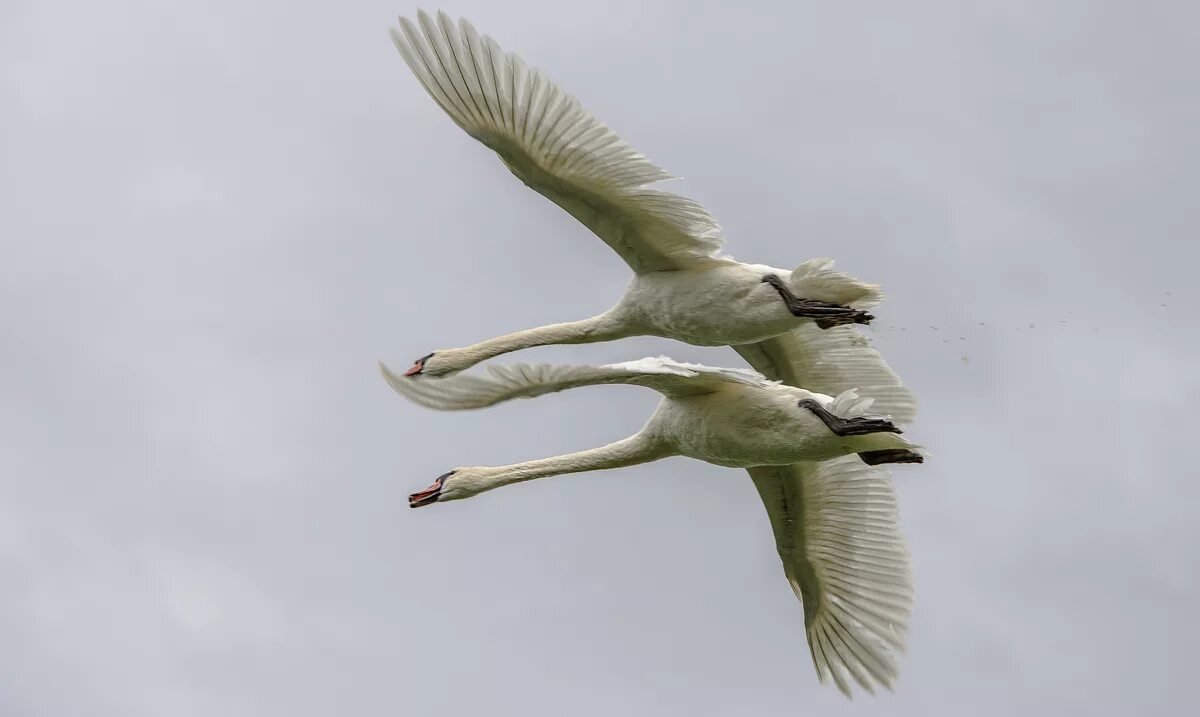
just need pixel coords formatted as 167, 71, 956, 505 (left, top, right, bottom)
408, 470, 454, 508
403, 352, 435, 377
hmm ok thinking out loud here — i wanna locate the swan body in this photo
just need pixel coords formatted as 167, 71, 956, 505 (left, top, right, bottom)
389, 12, 908, 416
645, 383, 887, 468
616, 261, 849, 346
382, 355, 920, 695
384, 356, 920, 485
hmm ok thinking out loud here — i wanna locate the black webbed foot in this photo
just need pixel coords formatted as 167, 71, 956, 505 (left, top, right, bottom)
798, 398, 902, 437
858, 449, 924, 466
761, 275, 874, 328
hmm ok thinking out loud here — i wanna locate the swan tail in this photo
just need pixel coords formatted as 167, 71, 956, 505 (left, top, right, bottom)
828, 388, 876, 418
789, 258, 884, 308
828, 388, 925, 455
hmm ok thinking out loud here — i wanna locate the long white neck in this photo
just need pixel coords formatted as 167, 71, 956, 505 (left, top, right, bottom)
454, 311, 630, 367
464, 431, 671, 498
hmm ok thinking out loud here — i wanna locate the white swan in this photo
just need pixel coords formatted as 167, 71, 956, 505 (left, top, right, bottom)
381, 356, 919, 696
388, 12, 915, 423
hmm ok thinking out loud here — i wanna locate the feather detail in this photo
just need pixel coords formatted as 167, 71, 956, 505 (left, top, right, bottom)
390, 11, 726, 272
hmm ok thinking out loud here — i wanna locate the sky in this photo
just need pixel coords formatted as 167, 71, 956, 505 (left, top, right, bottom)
2, 0, 1198, 714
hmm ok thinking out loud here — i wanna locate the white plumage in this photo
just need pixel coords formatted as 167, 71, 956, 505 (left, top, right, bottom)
748, 458, 911, 695
383, 356, 917, 695
391, 12, 722, 272
388, 11, 916, 429
387, 11, 924, 698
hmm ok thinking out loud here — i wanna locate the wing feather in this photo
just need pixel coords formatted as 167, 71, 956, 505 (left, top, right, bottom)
735, 324, 917, 424
747, 457, 911, 697
379, 356, 765, 410
391, 11, 725, 273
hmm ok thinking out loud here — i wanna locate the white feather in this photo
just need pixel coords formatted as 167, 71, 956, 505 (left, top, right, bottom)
390, 11, 723, 273
736, 324, 917, 424
789, 258, 885, 308
749, 457, 912, 697
379, 355, 769, 410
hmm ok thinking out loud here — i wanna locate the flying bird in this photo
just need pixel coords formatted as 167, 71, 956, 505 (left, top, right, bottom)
389, 11, 914, 423
382, 355, 921, 695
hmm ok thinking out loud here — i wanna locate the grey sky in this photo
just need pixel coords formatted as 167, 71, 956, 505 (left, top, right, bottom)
2, 0, 1198, 714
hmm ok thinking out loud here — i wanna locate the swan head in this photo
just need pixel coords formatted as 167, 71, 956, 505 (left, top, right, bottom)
400, 350, 469, 378
408, 469, 491, 507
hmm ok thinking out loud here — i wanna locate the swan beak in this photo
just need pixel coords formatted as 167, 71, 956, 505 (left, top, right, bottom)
403, 352, 434, 377
409, 471, 453, 508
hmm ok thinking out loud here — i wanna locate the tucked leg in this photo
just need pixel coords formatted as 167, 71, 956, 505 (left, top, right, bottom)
798, 398, 901, 436
762, 275, 874, 328
858, 449, 924, 466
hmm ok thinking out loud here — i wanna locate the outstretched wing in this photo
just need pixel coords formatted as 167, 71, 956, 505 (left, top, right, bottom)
747, 457, 912, 697
380, 356, 765, 410
390, 11, 725, 273
735, 324, 917, 424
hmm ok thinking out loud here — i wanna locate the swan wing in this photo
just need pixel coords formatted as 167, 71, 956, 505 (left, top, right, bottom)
390, 11, 724, 273
747, 457, 911, 697
380, 355, 762, 410
734, 324, 917, 424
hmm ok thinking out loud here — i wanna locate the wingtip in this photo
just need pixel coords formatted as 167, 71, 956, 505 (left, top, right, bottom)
416, 8, 438, 38
435, 9, 457, 37
396, 15, 419, 40
387, 25, 405, 49
378, 360, 403, 390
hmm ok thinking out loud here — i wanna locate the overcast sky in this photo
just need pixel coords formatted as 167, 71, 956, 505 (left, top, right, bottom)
3, 1, 1198, 714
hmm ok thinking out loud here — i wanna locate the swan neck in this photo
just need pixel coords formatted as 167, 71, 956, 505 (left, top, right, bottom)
460, 312, 626, 365
481, 432, 667, 492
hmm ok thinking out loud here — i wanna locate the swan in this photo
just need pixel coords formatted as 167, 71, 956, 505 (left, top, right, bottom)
388, 11, 915, 423
381, 356, 920, 695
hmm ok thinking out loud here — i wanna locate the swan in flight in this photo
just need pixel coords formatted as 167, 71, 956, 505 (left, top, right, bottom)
388, 11, 914, 422
381, 356, 920, 695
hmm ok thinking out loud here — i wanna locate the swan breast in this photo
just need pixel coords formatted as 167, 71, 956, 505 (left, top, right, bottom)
653, 386, 851, 467
619, 263, 799, 345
